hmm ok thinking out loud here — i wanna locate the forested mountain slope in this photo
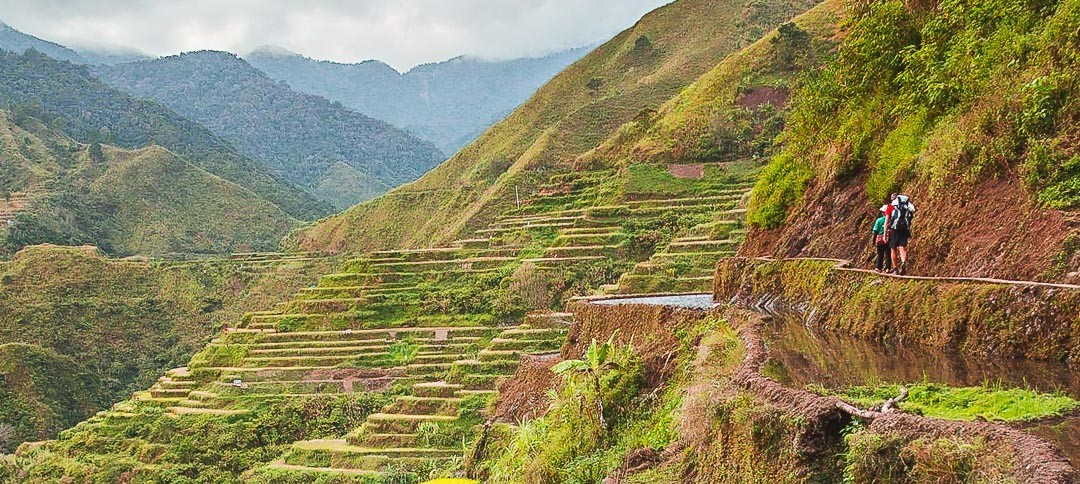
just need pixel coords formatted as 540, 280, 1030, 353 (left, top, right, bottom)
743, 0, 1080, 282
293, 0, 820, 254
96, 51, 446, 209
0, 109, 297, 256
246, 46, 592, 154
0, 50, 328, 220
0, 245, 338, 452
0, 22, 84, 64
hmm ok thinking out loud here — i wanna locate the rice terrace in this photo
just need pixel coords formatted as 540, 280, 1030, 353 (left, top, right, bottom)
0, 0, 1078, 482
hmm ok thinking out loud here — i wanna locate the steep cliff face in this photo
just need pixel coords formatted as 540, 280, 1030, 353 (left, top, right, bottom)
742, 0, 1080, 282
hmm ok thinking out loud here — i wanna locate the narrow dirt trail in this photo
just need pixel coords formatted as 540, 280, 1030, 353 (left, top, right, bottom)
752, 256, 1080, 290
728, 310, 1079, 483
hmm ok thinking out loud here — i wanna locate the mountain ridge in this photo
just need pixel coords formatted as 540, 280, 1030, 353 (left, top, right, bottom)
94, 50, 446, 209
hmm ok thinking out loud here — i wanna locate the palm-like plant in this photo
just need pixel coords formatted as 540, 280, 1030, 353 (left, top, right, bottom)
551, 332, 622, 436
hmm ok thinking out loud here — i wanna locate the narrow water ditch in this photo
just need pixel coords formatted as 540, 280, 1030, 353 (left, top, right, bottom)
760, 308, 1080, 466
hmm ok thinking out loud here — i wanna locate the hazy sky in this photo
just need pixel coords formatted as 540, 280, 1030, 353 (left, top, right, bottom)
0, 0, 671, 71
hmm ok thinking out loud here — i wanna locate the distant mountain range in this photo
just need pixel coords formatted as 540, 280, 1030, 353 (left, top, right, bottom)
94, 51, 446, 209
245, 45, 592, 154
0, 20, 592, 205
0, 21, 150, 65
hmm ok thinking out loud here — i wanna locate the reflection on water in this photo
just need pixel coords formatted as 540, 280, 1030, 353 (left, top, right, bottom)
591, 294, 717, 309
761, 309, 1080, 465
762, 310, 1080, 397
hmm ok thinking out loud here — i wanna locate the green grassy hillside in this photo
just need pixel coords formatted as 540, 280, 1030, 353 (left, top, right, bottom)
0, 50, 328, 220
0, 245, 339, 452
292, 0, 820, 254
744, 0, 1080, 281
0, 110, 297, 256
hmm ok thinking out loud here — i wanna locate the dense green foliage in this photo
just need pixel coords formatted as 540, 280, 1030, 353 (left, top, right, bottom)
0, 50, 327, 219
96, 51, 446, 209
246, 46, 591, 155
824, 382, 1079, 422
0, 110, 296, 256
3, 394, 387, 483
749, 0, 1080, 228
0, 245, 337, 451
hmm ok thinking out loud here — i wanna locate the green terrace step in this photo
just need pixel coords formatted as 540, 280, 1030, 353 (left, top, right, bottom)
498, 327, 568, 340
149, 388, 191, 398
558, 226, 624, 235
627, 203, 738, 217
523, 312, 574, 328
492, 215, 586, 227
448, 359, 520, 375
364, 247, 519, 263
543, 245, 620, 258
404, 363, 454, 376
624, 193, 746, 208
521, 256, 606, 268
477, 349, 527, 361
167, 407, 249, 417
213, 379, 401, 396
156, 379, 198, 390
283, 298, 365, 314
238, 336, 483, 350
453, 238, 491, 249
383, 396, 463, 416
351, 433, 418, 448
650, 251, 736, 267
412, 382, 463, 398
665, 239, 741, 253
476, 222, 577, 235
487, 338, 564, 353
360, 414, 458, 434
674, 276, 714, 293
242, 326, 501, 343
243, 311, 493, 331
248, 342, 476, 358
284, 439, 460, 471
447, 373, 508, 390
454, 389, 497, 398
553, 232, 627, 247
261, 463, 379, 477
366, 256, 516, 272
238, 350, 467, 368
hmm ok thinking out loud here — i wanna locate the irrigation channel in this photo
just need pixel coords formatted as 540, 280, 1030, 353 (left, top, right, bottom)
591, 293, 1079, 467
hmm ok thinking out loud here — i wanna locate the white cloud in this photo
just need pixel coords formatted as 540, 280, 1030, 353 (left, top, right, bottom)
0, 0, 671, 70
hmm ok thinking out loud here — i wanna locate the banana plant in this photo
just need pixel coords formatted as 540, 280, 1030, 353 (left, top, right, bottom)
552, 331, 622, 437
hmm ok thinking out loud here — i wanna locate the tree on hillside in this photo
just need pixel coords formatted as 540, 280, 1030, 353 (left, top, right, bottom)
552, 333, 622, 438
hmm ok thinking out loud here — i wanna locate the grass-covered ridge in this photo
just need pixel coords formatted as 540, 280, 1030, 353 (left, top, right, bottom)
292, 0, 821, 254
0, 109, 298, 256
820, 382, 1079, 422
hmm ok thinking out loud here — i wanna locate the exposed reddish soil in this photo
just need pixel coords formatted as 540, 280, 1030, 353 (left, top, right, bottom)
668, 164, 705, 179
734, 86, 789, 110
564, 302, 710, 389
741, 173, 1077, 282
492, 353, 562, 423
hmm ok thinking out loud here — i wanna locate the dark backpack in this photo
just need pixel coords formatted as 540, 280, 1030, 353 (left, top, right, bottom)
891, 195, 915, 230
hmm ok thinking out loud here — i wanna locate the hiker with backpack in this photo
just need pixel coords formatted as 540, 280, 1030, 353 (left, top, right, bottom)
888, 193, 916, 274
872, 205, 891, 272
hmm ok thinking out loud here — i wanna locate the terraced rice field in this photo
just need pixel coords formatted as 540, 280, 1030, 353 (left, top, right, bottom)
51, 164, 758, 480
